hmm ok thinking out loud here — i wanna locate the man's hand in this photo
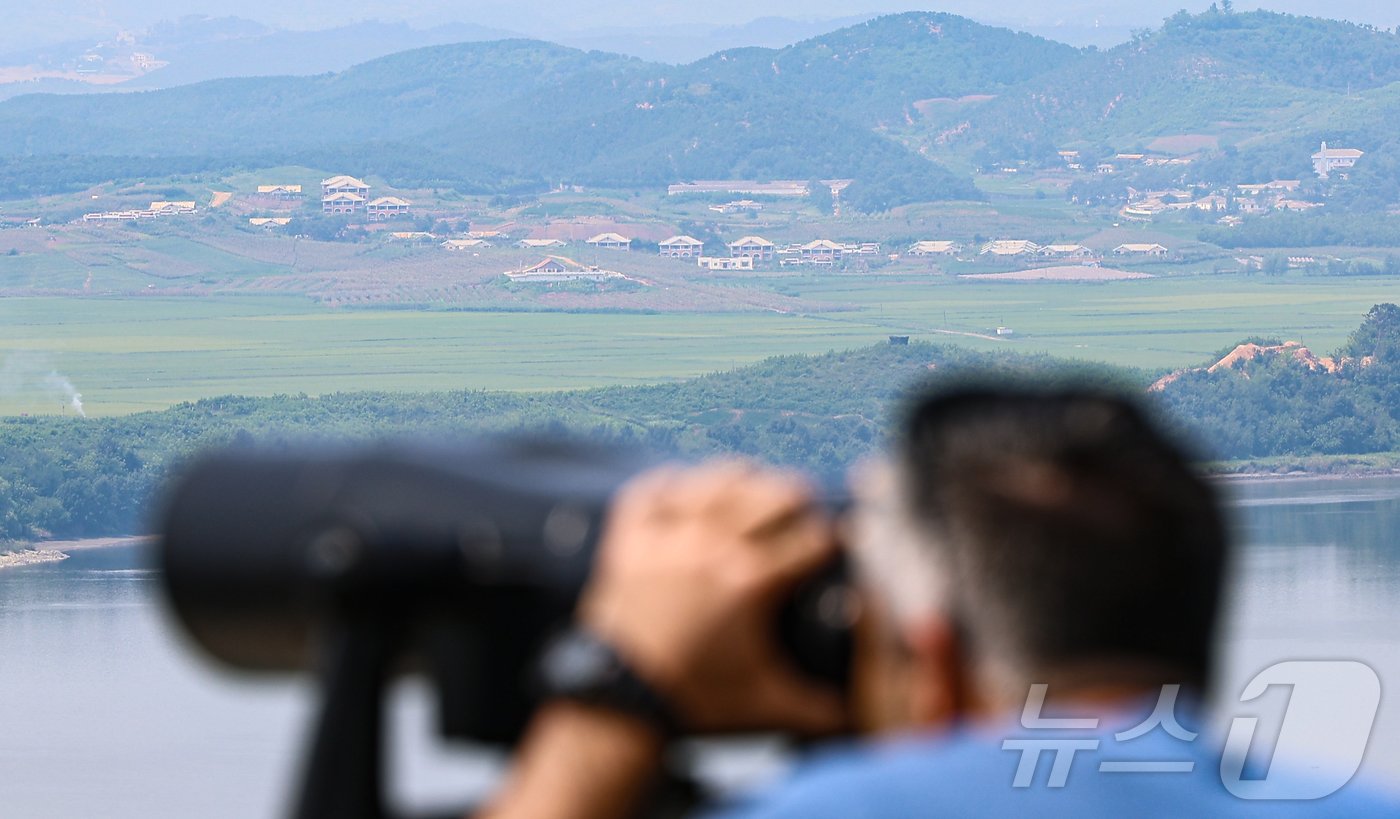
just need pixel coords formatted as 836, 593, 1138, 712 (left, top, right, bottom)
482, 461, 847, 819
580, 460, 847, 735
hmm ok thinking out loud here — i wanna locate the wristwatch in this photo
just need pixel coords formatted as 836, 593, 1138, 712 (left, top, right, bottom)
535, 628, 681, 738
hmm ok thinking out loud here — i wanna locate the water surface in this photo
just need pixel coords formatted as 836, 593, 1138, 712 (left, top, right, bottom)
1, 477, 1397, 816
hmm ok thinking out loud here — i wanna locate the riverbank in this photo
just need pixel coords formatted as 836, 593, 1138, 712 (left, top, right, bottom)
0, 549, 70, 570
0, 535, 151, 572
1204, 452, 1400, 480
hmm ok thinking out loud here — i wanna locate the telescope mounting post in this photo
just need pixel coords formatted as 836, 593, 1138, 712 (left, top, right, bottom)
292, 616, 398, 819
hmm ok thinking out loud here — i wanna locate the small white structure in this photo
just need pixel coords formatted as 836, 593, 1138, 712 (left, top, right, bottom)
798, 239, 846, 266
658, 235, 705, 258
980, 240, 1041, 257
586, 232, 632, 251
516, 238, 568, 249
506, 256, 623, 283
728, 235, 776, 261
1312, 142, 1364, 179
697, 256, 754, 271
908, 241, 962, 257
149, 201, 196, 215
321, 175, 370, 197
322, 192, 365, 214
366, 196, 412, 220
709, 200, 763, 214
256, 185, 303, 199
1112, 243, 1169, 257
1039, 244, 1096, 260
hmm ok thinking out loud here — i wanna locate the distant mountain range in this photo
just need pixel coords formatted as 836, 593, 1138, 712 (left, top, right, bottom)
0, 13, 886, 102
1, 9, 1399, 210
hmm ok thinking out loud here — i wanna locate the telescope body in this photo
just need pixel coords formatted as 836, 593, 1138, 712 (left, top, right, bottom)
159, 438, 852, 745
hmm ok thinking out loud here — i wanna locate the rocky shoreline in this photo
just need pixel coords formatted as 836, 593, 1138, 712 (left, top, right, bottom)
0, 549, 70, 570
0, 535, 150, 573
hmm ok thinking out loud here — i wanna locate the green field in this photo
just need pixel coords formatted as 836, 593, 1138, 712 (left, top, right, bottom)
5, 271, 1397, 417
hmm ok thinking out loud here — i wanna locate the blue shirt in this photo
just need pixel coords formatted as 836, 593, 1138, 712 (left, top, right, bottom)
710, 717, 1400, 818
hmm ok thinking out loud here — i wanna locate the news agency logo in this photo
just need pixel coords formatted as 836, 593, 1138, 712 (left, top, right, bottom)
1001, 661, 1382, 799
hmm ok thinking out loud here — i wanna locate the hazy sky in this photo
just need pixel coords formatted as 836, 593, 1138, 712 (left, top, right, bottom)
3, 1, 1397, 53
34, 1, 1396, 29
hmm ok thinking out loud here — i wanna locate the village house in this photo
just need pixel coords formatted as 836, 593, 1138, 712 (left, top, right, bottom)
909, 241, 963, 257
257, 185, 303, 200
442, 239, 491, 250
506, 256, 623, 283
845, 242, 882, 255
248, 217, 291, 228
321, 175, 370, 198
366, 196, 412, 220
1113, 243, 1170, 257
979, 240, 1041, 257
797, 239, 846, 267
658, 235, 705, 258
516, 238, 568, 249
727, 235, 776, 261
467, 230, 509, 241
322, 192, 365, 214
149, 201, 196, 215
709, 200, 764, 214
1039, 244, 1097, 261
389, 232, 434, 240
697, 256, 754, 271
1238, 180, 1301, 196
1238, 198, 1270, 216
586, 232, 632, 251
1312, 142, 1364, 179
669, 180, 809, 197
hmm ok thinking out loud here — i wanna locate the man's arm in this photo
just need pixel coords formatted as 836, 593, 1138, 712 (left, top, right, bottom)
480, 703, 664, 819
480, 461, 847, 819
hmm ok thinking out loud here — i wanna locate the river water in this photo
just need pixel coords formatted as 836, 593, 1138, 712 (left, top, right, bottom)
1, 477, 1398, 816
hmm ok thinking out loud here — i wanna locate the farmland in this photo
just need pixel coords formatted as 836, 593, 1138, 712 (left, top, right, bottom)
5, 269, 1396, 416
2, 149, 1398, 418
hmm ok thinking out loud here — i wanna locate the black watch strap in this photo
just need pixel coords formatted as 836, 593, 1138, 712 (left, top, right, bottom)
534, 628, 681, 738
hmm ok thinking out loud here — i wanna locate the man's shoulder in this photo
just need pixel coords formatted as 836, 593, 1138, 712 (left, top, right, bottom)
708, 733, 1037, 819
709, 731, 1400, 819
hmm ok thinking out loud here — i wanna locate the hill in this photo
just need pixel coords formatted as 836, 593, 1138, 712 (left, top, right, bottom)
0, 12, 1084, 206
926, 9, 1400, 165
685, 13, 1077, 128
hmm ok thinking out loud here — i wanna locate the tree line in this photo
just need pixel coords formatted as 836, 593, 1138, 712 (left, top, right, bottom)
3, 305, 1398, 546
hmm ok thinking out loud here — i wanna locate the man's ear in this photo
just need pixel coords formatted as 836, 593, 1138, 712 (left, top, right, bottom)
902, 615, 966, 729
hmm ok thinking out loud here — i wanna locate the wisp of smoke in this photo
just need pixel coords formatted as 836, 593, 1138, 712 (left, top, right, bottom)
0, 353, 87, 417
44, 372, 86, 417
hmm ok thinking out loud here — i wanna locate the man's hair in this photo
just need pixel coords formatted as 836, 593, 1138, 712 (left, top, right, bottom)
900, 385, 1228, 688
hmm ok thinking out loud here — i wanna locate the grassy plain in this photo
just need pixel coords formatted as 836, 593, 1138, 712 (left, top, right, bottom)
5, 272, 1397, 416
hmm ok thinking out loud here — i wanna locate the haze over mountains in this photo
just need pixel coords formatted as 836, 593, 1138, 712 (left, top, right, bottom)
2, 9, 1399, 212
5, 1, 1400, 86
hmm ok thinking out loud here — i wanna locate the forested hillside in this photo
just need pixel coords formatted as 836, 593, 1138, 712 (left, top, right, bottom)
932, 9, 1400, 175
10, 9, 1400, 209
0, 12, 1072, 206
5, 303, 1399, 546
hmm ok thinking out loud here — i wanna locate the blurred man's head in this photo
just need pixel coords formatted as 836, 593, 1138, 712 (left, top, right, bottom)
850, 385, 1228, 728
